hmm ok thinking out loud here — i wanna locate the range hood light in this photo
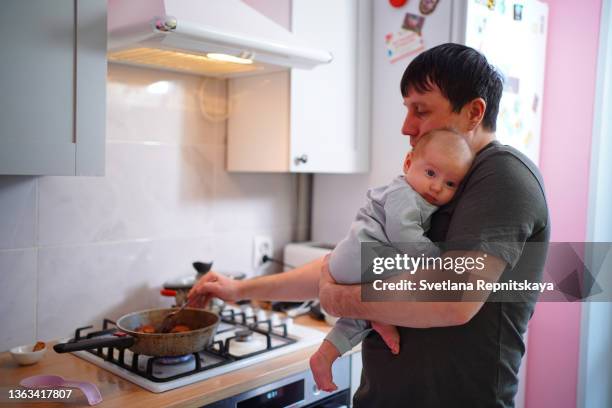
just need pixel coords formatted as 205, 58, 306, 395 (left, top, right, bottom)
107, 0, 333, 76
147, 80, 170, 94
206, 52, 254, 65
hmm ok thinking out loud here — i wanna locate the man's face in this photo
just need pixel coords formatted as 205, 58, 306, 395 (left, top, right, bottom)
402, 85, 465, 147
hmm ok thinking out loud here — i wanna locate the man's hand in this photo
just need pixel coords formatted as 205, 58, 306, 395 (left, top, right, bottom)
187, 271, 243, 308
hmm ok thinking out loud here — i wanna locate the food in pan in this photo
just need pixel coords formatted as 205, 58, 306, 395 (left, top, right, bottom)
169, 325, 191, 333
135, 324, 192, 333
135, 324, 157, 333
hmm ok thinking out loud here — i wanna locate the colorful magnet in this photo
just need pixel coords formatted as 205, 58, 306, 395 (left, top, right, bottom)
513, 4, 523, 21
403, 12, 425, 35
389, 0, 409, 7
419, 0, 439, 15
504, 76, 520, 94
487, 0, 496, 11
532, 94, 539, 113
385, 30, 425, 64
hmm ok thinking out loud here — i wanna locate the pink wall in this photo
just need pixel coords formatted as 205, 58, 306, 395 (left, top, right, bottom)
525, 0, 602, 407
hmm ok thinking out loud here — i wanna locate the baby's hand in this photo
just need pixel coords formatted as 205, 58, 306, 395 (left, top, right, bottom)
371, 322, 400, 354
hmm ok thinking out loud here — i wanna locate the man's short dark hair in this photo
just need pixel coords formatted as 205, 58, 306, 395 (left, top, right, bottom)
400, 43, 503, 132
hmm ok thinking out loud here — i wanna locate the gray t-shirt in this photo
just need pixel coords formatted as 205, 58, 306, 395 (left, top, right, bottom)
354, 141, 550, 408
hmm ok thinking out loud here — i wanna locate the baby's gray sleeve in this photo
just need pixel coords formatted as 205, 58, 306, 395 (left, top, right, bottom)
384, 188, 438, 257
328, 234, 363, 284
324, 318, 371, 355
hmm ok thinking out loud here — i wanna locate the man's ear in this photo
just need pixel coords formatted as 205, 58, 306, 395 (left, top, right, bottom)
464, 98, 486, 131
403, 152, 413, 173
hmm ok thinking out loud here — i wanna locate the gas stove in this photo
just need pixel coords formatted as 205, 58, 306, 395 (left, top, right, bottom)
63, 305, 326, 393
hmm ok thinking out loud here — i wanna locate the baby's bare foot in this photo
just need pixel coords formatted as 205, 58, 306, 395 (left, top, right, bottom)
371, 321, 400, 354
309, 341, 340, 392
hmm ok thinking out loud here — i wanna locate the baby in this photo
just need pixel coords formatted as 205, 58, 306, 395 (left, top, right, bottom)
310, 128, 474, 392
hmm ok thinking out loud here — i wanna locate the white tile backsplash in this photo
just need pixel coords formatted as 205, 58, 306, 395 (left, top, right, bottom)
38, 143, 216, 246
37, 237, 215, 341
0, 177, 37, 250
211, 226, 295, 278
213, 147, 298, 233
0, 249, 37, 349
106, 65, 226, 147
0, 66, 297, 351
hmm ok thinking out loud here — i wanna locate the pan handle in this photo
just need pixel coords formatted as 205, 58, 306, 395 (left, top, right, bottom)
54, 335, 135, 353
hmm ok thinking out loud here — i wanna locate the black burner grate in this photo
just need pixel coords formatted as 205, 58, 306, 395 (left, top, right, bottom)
67, 309, 296, 383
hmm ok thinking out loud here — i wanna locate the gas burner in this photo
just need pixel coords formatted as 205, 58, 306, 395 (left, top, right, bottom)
62, 307, 326, 392
235, 329, 254, 343
157, 354, 195, 365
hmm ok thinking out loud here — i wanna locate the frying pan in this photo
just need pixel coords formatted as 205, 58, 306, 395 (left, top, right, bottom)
54, 308, 219, 357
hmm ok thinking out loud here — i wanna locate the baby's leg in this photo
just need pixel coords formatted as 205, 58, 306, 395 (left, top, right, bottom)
309, 340, 340, 392
371, 321, 400, 354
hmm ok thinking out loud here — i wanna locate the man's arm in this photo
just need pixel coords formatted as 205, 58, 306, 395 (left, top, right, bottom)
189, 256, 324, 306
319, 250, 507, 328
238, 256, 324, 301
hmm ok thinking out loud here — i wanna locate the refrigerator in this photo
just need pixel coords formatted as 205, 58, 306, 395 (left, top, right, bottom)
463, 0, 548, 164
312, 1, 549, 407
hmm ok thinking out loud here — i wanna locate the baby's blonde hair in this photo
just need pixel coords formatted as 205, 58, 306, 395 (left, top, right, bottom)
411, 128, 473, 166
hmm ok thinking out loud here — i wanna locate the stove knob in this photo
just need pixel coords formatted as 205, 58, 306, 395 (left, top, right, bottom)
282, 316, 294, 331
256, 309, 268, 322
241, 305, 254, 318
269, 313, 281, 326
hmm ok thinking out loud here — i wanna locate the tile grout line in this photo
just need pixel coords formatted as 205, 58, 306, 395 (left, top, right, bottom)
35, 177, 40, 342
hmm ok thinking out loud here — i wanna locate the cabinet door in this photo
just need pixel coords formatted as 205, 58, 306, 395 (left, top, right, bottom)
290, 0, 371, 173
0, 0, 106, 176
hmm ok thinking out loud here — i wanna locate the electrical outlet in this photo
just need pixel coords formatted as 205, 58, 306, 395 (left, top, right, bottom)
253, 235, 273, 269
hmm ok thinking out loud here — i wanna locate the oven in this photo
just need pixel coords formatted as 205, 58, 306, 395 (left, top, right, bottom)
203, 355, 351, 407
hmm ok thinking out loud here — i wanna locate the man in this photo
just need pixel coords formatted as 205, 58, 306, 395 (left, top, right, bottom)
189, 43, 550, 407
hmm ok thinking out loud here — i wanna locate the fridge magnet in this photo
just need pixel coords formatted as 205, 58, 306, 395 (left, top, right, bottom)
504, 76, 520, 94
402, 12, 425, 35
523, 131, 534, 147
389, 0, 409, 7
419, 0, 439, 15
532, 94, 539, 113
487, 0, 496, 11
385, 30, 425, 64
513, 4, 523, 21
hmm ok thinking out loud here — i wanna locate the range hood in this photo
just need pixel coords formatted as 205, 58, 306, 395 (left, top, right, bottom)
108, 0, 333, 77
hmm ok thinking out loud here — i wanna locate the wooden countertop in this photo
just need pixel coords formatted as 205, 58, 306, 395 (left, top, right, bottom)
0, 316, 333, 408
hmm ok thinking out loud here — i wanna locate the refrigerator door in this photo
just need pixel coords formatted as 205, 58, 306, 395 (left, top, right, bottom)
465, 0, 549, 165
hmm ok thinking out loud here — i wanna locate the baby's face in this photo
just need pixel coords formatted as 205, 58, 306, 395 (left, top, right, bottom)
404, 148, 471, 206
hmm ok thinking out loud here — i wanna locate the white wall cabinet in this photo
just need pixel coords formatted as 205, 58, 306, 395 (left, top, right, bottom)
227, 0, 372, 173
0, 0, 107, 176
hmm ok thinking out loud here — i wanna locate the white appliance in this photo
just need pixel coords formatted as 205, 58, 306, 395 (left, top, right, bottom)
107, 0, 332, 77
283, 242, 334, 271
462, 0, 548, 164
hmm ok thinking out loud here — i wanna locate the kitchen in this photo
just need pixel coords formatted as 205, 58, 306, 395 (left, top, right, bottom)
1, 0, 611, 407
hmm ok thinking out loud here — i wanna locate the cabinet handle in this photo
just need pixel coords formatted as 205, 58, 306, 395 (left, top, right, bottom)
294, 154, 308, 165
